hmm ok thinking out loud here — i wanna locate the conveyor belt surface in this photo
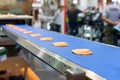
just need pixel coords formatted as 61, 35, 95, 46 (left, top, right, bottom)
2, 24, 120, 80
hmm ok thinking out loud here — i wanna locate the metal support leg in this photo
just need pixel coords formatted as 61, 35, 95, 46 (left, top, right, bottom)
66, 69, 87, 80
24, 68, 28, 80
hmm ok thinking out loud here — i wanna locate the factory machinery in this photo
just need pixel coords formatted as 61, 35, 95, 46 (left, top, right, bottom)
1, 24, 120, 80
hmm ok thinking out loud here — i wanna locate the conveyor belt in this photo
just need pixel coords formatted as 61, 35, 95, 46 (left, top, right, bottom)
2, 24, 120, 80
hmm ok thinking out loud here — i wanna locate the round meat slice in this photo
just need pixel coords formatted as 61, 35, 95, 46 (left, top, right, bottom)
31, 33, 41, 37
40, 37, 53, 41
23, 31, 33, 34
72, 49, 93, 55
52, 42, 68, 47
18, 29, 27, 32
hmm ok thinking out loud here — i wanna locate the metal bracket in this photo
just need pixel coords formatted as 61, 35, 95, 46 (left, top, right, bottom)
66, 69, 87, 80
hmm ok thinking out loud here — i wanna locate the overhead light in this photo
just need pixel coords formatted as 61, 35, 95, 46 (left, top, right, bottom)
73, 0, 78, 4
